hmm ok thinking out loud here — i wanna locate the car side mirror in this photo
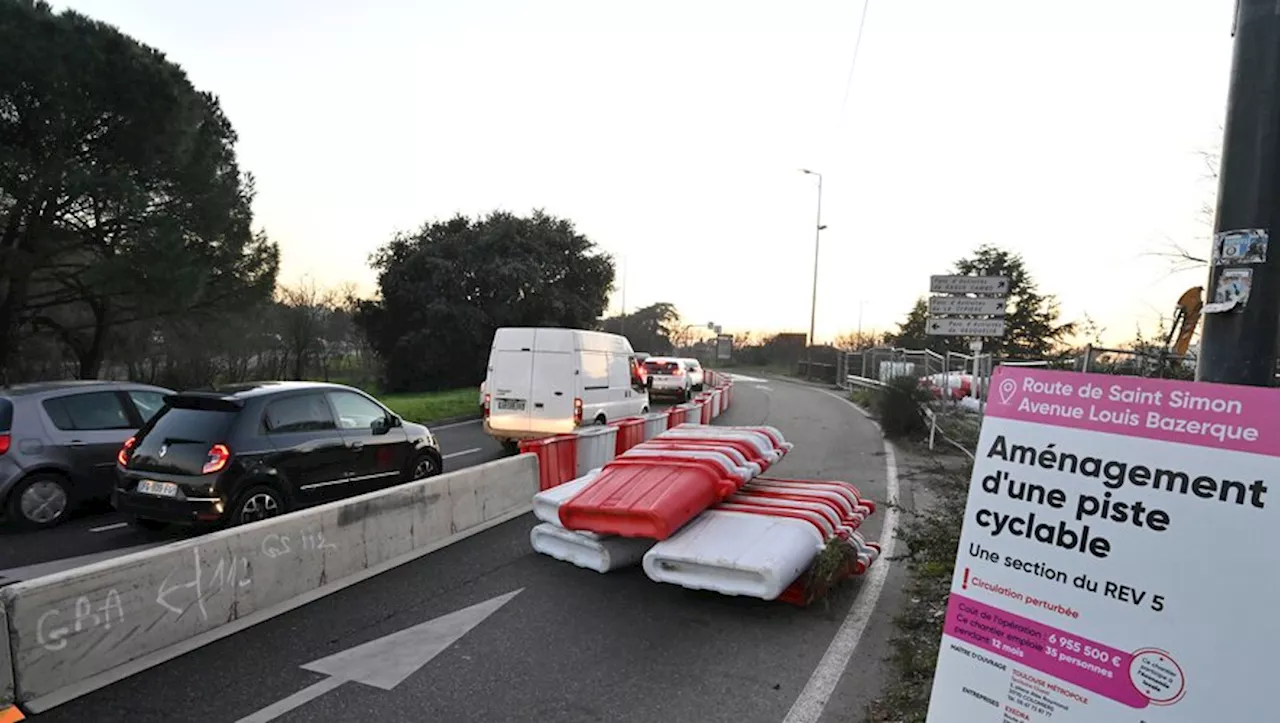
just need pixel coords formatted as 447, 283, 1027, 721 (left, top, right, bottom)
371, 417, 391, 435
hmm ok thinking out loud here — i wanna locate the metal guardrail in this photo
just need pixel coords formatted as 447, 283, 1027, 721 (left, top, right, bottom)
845, 374, 886, 390
844, 375, 976, 461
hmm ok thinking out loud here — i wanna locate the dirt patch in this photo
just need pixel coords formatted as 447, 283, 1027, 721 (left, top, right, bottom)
865, 442, 972, 723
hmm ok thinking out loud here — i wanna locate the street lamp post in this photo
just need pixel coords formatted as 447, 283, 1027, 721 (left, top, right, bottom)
801, 169, 825, 379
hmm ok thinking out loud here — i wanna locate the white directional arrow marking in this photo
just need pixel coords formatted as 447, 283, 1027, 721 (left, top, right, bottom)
236, 589, 523, 722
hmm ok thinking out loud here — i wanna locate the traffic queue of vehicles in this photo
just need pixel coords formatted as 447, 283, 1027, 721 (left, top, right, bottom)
3, 326, 710, 532
1, 380, 442, 531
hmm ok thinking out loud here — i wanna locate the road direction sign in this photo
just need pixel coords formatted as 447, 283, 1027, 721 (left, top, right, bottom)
927, 297, 1008, 316
929, 275, 1009, 295
716, 334, 733, 361
236, 589, 523, 723
926, 318, 1006, 337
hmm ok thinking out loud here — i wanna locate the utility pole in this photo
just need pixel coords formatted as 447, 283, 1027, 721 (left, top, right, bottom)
1197, 0, 1280, 386
801, 169, 825, 379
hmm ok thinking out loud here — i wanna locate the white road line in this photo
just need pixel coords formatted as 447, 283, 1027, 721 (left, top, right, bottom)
443, 447, 481, 460
782, 428, 901, 723
236, 677, 346, 723
89, 522, 129, 533
433, 418, 482, 430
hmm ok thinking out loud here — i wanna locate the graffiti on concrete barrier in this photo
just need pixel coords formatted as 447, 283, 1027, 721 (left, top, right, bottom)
260, 528, 338, 558
156, 526, 339, 621
36, 589, 125, 652
32, 525, 343, 652
156, 546, 252, 620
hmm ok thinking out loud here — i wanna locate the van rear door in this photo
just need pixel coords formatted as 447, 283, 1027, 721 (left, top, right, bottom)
487, 329, 536, 434
529, 329, 576, 432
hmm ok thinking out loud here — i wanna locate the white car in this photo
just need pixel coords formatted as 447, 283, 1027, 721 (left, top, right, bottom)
644, 357, 695, 401
680, 358, 705, 391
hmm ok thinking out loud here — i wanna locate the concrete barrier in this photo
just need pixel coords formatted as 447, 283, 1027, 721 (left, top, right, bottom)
1, 605, 13, 708
0, 453, 538, 712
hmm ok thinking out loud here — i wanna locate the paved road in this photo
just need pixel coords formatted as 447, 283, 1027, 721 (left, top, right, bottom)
28, 379, 913, 723
0, 418, 505, 582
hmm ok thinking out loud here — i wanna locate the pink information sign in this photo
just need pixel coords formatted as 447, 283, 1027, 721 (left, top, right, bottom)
926, 367, 1280, 722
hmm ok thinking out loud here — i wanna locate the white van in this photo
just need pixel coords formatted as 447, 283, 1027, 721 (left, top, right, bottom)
482, 327, 650, 449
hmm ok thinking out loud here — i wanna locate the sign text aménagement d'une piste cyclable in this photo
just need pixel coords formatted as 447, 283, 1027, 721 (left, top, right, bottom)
925, 367, 1278, 722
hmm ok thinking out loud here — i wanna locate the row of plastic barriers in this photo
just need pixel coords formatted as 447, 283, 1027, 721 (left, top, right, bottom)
528, 421, 881, 606
519, 376, 736, 492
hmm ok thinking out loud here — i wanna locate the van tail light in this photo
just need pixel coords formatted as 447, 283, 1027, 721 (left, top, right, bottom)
202, 444, 231, 475
573, 397, 584, 424
483, 393, 491, 418
117, 436, 136, 466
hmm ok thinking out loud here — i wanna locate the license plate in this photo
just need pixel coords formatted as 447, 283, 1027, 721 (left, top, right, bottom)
496, 398, 526, 411
137, 480, 178, 498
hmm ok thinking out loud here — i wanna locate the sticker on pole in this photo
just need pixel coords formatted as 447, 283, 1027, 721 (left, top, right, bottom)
925, 367, 1280, 722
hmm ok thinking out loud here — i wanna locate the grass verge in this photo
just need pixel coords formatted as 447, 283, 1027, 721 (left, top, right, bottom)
865, 447, 972, 722
382, 388, 480, 424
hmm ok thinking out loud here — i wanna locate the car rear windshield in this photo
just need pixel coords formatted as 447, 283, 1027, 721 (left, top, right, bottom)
0, 398, 11, 433
645, 361, 681, 374
144, 406, 235, 443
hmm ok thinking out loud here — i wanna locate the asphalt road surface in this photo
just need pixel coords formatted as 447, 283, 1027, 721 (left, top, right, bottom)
26, 379, 917, 723
0, 417, 505, 583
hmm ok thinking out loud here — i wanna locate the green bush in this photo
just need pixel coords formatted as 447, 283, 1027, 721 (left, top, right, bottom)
873, 376, 931, 439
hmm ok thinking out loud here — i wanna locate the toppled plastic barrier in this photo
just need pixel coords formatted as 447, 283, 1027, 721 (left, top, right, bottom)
527, 412, 880, 606
529, 523, 653, 574
641, 510, 819, 600
644, 477, 880, 603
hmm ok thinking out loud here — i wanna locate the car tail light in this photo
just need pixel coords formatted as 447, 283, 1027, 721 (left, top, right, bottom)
0, 433, 9, 456
117, 436, 136, 466
483, 393, 491, 418
202, 443, 231, 475
573, 397, 584, 424
671, 368, 684, 376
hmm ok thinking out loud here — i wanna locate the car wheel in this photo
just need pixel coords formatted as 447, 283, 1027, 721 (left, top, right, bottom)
641, 406, 650, 414
500, 439, 522, 456
8, 473, 72, 529
411, 451, 442, 480
229, 485, 286, 527
595, 414, 607, 426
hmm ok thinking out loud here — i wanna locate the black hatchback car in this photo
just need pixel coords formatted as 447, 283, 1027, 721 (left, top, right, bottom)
113, 381, 443, 529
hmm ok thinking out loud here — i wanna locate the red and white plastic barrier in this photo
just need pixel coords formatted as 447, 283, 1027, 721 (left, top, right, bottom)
610, 416, 646, 456
519, 434, 578, 491
646, 477, 880, 602
530, 523, 654, 574
521, 371, 885, 600
641, 412, 669, 440
574, 425, 617, 477
530, 470, 656, 573
641, 510, 819, 599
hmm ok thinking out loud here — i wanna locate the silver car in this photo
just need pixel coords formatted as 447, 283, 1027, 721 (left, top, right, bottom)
1, 380, 173, 529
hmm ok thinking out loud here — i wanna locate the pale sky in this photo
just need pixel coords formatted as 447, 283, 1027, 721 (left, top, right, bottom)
61, 0, 1234, 347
